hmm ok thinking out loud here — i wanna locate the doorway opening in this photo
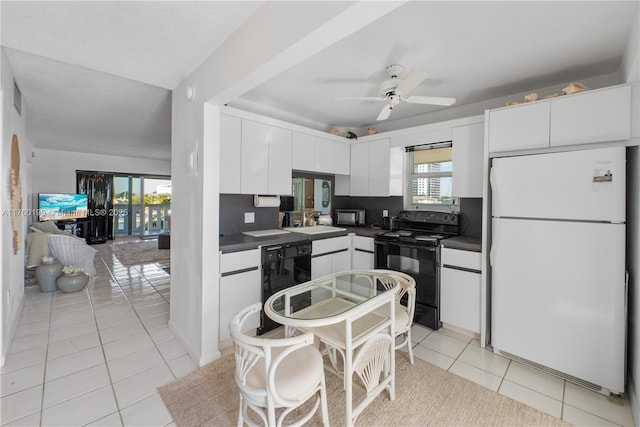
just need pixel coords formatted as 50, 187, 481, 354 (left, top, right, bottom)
113, 175, 171, 238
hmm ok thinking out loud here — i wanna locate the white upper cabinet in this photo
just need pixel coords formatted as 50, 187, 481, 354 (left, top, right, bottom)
268, 126, 293, 195
314, 136, 334, 173
291, 131, 350, 175
292, 131, 314, 171
488, 84, 632, 153
232, 118, 292, 195
349, 142, 369, 196
349, 139, 391, 197
220, 114, 242, 194
452, 123, 484, 198
550, 85, 631, 146
240, 119, 270, 194
333, 141, 351, 175
488, 102, 550, 153
368, 138, 391, 197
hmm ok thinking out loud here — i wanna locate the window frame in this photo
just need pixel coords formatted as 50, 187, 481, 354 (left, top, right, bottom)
404, 142, 459, 212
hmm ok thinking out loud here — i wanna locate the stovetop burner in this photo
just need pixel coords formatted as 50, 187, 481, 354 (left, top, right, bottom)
414, 234, 446, 241
376, 211, 460, 247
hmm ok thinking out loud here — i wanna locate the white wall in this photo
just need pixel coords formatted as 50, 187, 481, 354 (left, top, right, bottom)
622, 6, 640, 424
1, 48, 33, 365
31, 147, 170, 197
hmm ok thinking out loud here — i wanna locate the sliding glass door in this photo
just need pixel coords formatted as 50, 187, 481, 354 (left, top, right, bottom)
113, 175, 170, 237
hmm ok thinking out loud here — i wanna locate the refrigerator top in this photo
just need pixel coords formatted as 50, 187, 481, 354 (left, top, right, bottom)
491, 146, 626, 223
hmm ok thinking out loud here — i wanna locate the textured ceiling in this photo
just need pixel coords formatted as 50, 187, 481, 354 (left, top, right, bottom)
233, 1, 638, 133
1, 1, 264, 160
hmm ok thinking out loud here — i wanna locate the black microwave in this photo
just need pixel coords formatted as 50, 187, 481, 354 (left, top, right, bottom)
335, 209, 366, 226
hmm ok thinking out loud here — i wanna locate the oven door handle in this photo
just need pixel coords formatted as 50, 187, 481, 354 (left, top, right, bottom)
374, 240, 438, 252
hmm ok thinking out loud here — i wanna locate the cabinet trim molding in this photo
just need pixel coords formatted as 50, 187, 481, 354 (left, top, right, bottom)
221, 266, 259, 277
312, 248, 349, 258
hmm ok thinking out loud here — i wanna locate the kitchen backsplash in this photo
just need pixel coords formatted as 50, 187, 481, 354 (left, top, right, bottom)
458, 198, 483, 237
219, 194, 279, 236
220, 194, 482, 237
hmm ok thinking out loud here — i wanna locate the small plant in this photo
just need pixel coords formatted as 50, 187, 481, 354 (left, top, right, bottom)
62, 265, 83, 275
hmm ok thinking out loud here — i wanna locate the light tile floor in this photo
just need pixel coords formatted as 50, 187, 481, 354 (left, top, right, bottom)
1, 241, 636, 426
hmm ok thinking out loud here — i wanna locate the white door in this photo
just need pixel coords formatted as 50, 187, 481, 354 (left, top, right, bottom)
491, 146, 626, 222
491, 217, 626, 393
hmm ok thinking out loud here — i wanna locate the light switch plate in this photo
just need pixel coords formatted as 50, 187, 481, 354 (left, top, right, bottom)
383, 209, 389, 217
244, 212, 255, 223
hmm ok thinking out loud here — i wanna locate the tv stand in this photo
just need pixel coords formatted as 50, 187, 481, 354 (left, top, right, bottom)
86, 236, 108, 245
55, 219, 91, 239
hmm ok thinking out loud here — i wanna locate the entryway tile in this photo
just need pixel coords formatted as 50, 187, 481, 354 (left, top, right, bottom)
102, 332, 155, 361
410, 324, 431, 343
457, 344, 510, 377
45, 346, 105, 382
107, 347, 165, 382
562, 404, 619, 426
0, 363, 45, 397
0, 385, 42, 425
43, 364, 110, 409
1, 345, 47, 375
503, 360, 565, 401
412, 343, 455, 371
498, 379, 562, 418
119, 393, 173, 426
420, 330, 468, 358
167, 354, 198, 379
41, 384, 118, 427
46, 331, 100, 361
157, 338, 187, 361
112, 364, 174, 409
563, 382, 634, 426
448, 360, 502, 391
84, 411, 123, 426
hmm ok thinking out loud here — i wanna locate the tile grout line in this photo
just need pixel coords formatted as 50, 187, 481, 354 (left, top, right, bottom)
95, 250, 179, 414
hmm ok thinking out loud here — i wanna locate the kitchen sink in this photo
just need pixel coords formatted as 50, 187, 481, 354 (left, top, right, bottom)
283, 225, 347, 235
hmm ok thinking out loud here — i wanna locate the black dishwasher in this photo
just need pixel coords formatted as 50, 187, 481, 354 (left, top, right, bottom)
258, 240, 312, 335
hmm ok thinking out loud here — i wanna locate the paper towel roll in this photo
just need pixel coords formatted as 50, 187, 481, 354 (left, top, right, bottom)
253, 195, 281, 208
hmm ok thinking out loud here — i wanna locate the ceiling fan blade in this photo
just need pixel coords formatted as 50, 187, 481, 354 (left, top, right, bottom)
335, 96, 384, 102
376, 104, 392, 121
394, 69, 428, 96
404, 95, 456, 106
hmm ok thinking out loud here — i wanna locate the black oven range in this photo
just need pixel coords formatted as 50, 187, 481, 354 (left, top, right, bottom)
374, 210, 459, 330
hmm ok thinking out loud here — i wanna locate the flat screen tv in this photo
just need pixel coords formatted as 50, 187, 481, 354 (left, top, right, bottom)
38, 193, 89, 222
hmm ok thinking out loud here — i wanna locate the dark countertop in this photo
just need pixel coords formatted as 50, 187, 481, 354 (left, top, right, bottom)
441, 235, 482, 252
220, 226, 383, 253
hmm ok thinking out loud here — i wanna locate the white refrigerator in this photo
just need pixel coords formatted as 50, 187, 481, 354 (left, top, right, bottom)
490, 146, 627, 394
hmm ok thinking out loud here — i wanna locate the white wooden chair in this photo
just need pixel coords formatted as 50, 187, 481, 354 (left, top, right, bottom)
229, 302, 330, 427
374, 270, 416, 364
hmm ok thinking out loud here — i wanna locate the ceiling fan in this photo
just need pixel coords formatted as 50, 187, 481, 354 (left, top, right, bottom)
336, 64, 456, 121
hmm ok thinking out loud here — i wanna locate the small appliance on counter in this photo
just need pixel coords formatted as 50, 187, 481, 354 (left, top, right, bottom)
334, 209, 366, 226
279, 196, 294, 227
382, 215, 397, 231
317, 214, 332, 225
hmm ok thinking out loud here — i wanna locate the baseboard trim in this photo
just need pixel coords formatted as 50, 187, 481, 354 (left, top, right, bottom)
168, 319, 221, 368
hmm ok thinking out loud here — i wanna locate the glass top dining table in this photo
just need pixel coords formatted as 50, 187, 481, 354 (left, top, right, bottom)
264, 270, 400, 427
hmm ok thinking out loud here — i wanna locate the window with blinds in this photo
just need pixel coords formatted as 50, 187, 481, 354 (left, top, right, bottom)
405, 142, 458, 207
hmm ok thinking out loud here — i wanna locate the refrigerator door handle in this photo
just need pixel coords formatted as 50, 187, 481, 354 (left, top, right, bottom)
489, 220, 498, 267
489, 166, 498, 216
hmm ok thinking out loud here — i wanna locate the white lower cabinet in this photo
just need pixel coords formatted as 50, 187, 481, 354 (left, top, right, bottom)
351, 235, 374, 270
440, 248, 481, 334
311, 236, 351, 279
219, 250, 261, 341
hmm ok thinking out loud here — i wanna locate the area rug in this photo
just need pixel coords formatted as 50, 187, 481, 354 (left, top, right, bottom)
110, 239, 170, 266
158, 352, 570, 427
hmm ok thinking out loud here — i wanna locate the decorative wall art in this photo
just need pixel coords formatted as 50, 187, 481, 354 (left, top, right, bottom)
11, 135, 22, 254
